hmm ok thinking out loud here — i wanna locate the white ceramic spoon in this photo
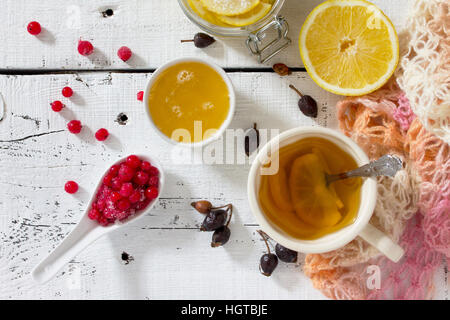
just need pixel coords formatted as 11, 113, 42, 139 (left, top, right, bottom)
31, 154, 164, 284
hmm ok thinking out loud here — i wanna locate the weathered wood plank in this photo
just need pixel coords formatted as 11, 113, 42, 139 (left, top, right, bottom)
0, 72, 446, 300
0, 0, 413, 70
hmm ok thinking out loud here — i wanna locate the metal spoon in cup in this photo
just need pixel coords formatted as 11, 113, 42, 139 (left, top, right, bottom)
31, 154, 164, 284
326, 155, 403, 186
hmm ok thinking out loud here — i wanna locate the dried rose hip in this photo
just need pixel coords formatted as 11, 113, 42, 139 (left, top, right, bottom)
289, 85, 318, 118
137, 91, 144, 101
181, 33, 215, 48
191, 200, 213, 214
273, 63, 291, 76
258, 230, 278, 277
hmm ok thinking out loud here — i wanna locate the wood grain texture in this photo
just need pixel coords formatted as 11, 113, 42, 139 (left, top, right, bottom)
0, 0, 414, 70
0, 0, 447, 300
0, 72, 339, 299
0, 72, 447, 299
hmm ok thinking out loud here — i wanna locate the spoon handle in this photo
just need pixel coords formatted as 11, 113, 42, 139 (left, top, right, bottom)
31, 216, 107, 284
327, 155, 403, 184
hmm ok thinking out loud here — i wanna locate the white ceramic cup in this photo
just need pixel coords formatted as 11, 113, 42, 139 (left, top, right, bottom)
143, 57, 236, 148
247, 126, 404, 262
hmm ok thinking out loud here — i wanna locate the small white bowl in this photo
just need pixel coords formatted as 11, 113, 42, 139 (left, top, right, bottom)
248, 126, 378, 254
143, 57, 235, 148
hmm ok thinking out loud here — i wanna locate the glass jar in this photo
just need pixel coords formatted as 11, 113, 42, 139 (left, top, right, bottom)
177, 0, 291, 63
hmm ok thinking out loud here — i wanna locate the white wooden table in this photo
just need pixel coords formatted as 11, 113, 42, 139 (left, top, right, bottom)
0, 0, 446, 300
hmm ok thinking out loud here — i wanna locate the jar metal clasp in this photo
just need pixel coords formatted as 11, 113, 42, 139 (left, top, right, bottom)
245, 16, 291, 64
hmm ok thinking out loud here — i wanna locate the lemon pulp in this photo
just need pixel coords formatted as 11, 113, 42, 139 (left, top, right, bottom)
189, 0, 274, 27
299, 0, 399, 96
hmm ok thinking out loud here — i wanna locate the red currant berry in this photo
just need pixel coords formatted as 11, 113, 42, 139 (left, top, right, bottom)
145, 187, 158, 200
78, 40, 94, 56
95, 128, 109, 141
129, 190, 141, 203
109, 165, 120, 176
117, 46, 132, 62
97, 216, 110, 226
133, 171, 149, 186
110, 191, 122, 203
136, 198, 151, 210
126, 155, 141, 169
148, 166, 159, 176
62, 86, 73, 98
88, 208, 100, 220
116, 198, 131, 211
27, 21, 41, 35
119, 182, 133, 197
137, 91, 144, 101
118, 164, 135, 182
140, 161, 152, 172
67, 120, 82, 134
111, 177, 123, 191
103, 174, 114, 187
50, 100, 64, 112
96, 199, 106, 211
148, 176, 159, 187
64, 181, 79, 194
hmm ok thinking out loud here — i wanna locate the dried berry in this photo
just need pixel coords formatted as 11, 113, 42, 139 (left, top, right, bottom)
211, 205, 233, 247
273, 63, 291, 76
200, 209, 227, 231
191, 200, 212, 214
137, 91, 144, 101
181, 33, 215, 48
289, 84, 318, 118
244, 123, 260, 157
275, 243, 298, 263
258, 230, 278, 277
211, 226, 231, 247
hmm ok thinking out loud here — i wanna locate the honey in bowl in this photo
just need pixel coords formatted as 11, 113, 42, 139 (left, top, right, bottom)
148, 61, 230, 143
258, 137, 362, 240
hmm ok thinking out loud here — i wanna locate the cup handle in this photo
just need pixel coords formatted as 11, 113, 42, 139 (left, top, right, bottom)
359, 223, 404, 262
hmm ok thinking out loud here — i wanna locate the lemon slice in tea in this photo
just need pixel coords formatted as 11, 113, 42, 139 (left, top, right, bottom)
289, 153, 343, 228
200, 0, 260, 16
299, 0, 399, 96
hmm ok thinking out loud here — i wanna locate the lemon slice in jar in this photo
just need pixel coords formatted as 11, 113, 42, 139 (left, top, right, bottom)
217, 2, 272, 26
200, 0, 260, 16
299, 0, 399, 96
188, 0, 231, 26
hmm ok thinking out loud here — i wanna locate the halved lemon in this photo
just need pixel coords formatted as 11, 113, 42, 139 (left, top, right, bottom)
200, 0, 260, 16
299, 0, 399, 96
217, 2, 272, 27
